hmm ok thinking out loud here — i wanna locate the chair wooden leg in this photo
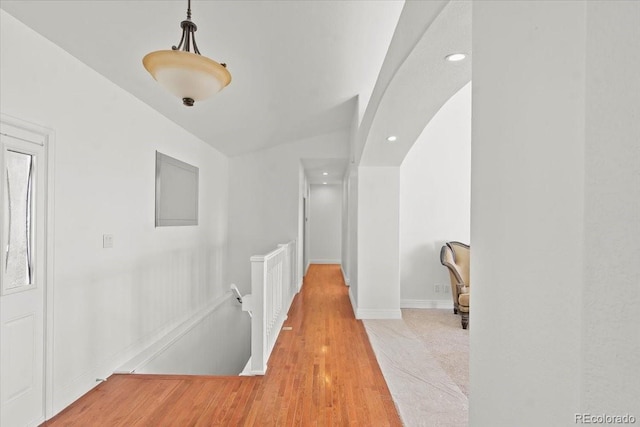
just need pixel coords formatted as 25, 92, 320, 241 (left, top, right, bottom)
453, 302, 459, 314
461, 312, 469, 329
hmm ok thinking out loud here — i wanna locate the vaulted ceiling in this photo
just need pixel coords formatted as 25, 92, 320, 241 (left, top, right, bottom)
1, 0, 472, 186
0, 0, 403, 158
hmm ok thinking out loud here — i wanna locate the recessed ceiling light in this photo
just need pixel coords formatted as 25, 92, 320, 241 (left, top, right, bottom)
322, 182, 327, 185
445, 53, 466, 62
386, 136, 397, 142
322, 172, 328, 176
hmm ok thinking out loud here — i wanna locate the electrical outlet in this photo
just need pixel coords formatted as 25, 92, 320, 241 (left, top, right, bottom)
434, 284, 441, 293
443, 285, 449, 294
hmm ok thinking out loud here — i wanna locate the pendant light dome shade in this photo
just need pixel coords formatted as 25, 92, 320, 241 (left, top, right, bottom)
143, 0, 231, 107
143, 50, 231, 106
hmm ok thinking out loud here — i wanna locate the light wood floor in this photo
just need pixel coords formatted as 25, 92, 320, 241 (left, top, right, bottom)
43, 265, 402, 426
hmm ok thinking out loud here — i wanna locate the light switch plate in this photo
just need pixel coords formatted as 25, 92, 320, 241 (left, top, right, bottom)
103, 234, 114, 248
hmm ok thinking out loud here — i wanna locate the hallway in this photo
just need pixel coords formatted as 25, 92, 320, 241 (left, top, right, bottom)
44, 265, 401, 426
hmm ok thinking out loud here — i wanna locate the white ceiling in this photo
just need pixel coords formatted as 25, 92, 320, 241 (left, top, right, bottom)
360, 0, 471, 166
301, 158, 348, 185
0, 0, 404, 159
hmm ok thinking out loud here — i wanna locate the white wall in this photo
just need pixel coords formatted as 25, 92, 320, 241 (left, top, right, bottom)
308, 184, 342, 264
582, 0, 640, 414
342, 105, 359, 308
134, 296, 250, 376
356, 166, 401, 319
227, 131, 348, 295
341, 175, 349, 277
471, 3, 584, 423
348, 0, 470, 321
0, 10, 238, 416
343, 164, 359, 309
299, 164, 310, 279
470, 1, 640, 425
400, 82, 471, 307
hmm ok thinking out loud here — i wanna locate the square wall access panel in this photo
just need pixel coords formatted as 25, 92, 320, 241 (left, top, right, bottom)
155, 151, 198, 226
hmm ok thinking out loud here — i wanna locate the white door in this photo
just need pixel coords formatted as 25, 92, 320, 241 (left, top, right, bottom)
0, 125, 47, 427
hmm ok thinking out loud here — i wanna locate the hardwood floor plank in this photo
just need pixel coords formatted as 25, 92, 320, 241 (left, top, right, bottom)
43, 265, 402, 427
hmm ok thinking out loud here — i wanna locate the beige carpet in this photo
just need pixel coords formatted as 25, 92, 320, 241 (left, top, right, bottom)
402, 309, 469, 397
364, 309, 469, 427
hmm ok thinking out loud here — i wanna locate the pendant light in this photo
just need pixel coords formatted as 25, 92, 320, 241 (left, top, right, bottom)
143, 0, 231, 106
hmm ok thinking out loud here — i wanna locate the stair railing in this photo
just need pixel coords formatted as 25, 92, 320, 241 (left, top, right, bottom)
242, 240, 297, 375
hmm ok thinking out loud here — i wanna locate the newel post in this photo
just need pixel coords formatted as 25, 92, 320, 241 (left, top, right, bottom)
249, 254, 267, 374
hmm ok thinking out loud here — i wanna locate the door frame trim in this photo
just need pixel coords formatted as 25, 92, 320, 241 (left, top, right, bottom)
1, 113, 55, 421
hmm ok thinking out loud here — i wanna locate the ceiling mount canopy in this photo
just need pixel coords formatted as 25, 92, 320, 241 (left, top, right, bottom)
143, 0, 231, 107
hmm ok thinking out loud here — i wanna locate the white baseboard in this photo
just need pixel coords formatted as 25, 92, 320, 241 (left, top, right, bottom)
356, 308, 402, 320
239, 357, 267, 376
340, 265, 350, 287
348, 287, 357, 315
400, 299, 454, 310
309, 259, 341, 264
239, 357, 253, 376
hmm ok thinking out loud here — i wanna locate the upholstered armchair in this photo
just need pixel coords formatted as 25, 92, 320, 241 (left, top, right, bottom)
440, 242, 470, 329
